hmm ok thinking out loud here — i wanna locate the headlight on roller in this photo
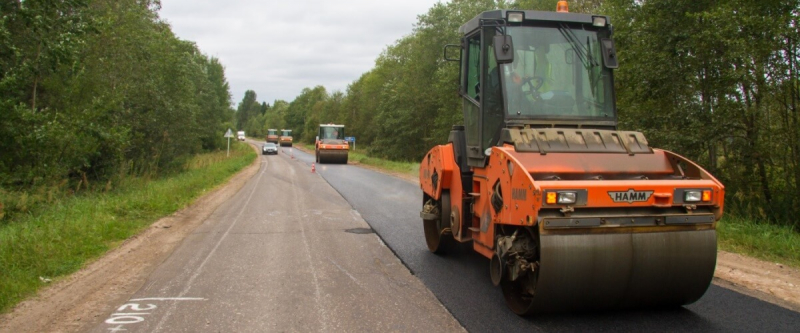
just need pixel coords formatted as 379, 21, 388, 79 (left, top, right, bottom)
545, 190, 585, 205
684, 190, 702, 202
546, 191, 577, 204
557, 192, 577, 204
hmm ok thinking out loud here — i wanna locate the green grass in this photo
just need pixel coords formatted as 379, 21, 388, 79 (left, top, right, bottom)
0, 142, 256, 313
718, 215, 800, 268
348, 150, 419, 178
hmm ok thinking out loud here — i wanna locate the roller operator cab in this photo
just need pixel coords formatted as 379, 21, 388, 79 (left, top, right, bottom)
315, 124, 348, 164
418, 7, 725, 315
266, 129, 279, 144
279, 129, 293, 147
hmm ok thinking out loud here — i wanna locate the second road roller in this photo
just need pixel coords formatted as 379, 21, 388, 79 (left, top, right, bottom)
315, 124, 348, 164
279, 129, 293, 147
418, 4, 725, 315
266, 129, 279, 144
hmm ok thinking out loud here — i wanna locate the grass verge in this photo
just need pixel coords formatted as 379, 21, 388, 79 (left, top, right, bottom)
718, 215, 800, 268
0, 142, 256, 313
348, 150, 419, 178
302, 144, 419, 178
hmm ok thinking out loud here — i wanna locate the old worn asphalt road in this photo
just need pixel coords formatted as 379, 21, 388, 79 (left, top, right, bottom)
91, 143, 463, 332
288, 147, 800, 333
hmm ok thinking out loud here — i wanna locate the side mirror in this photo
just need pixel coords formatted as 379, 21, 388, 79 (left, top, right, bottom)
600, 38, 618, 69
444, 44, 461, 62
493, 35, 514, 64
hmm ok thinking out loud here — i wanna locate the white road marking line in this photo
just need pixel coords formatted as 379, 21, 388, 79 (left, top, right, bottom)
291, 162, 329, 332
328, 258, 362, 287
152, 158, 270, 331
129, 297, 206, 302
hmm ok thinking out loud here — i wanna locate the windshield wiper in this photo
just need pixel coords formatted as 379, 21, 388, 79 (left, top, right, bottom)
557, 23, 598, 68
557, 24, 603, 97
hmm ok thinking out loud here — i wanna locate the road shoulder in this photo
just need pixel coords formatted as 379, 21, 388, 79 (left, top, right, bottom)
0, 144, 262, 332
715, 251, 800, 312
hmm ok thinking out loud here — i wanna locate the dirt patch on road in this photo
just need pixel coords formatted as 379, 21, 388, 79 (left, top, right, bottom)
0, 145, 261, 333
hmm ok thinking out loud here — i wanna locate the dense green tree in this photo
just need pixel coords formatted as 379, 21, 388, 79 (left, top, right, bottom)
0, 0, 235, 189
197, 57, 234, 150
284, 86, 328, 142
263, 100, 287, 135
602, 0, 800, 224
236, 90, 258, 130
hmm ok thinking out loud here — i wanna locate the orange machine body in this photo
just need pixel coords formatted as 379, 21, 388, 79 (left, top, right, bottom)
420, 143, 725, 260
266, 128, 279, 144
279, 129, 293, 147
315, 124, 349, 164
315, 141, 349, 151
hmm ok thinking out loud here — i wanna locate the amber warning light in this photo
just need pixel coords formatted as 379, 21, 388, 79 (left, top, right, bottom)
546, 192, 557, 204
557, 1, 569, 12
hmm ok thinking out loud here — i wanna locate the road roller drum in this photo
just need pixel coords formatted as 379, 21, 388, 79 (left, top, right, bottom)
499, 228, 717, 314
318, 149, 349, 164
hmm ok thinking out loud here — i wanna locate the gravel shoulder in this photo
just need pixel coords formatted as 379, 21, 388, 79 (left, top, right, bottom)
715, 251, 800, 312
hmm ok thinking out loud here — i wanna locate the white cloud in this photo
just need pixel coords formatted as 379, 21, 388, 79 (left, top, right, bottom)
158, 0, 443, 106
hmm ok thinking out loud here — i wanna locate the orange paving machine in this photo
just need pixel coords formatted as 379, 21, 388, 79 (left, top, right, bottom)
418, 6, 724, 315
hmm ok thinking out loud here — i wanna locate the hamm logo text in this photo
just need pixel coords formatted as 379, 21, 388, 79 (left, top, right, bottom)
608, 189, 653, 203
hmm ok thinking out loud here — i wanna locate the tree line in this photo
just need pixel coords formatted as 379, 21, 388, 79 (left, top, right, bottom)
1, 0, 234, 190
606, 0, 800, 225
239, 0, 799, 227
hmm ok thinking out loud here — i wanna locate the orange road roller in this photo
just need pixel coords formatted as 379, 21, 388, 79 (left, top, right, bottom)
418, 7, 724, 315
279, 129, 293, 147
266, 129, 279, 144
315, 124, 348, 164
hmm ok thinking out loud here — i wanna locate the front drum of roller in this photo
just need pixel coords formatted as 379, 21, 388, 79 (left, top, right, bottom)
505, 229, 717, 314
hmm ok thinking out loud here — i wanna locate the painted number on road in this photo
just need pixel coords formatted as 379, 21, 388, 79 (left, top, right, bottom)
103, 297, 205, 332
105, 303, 154, 330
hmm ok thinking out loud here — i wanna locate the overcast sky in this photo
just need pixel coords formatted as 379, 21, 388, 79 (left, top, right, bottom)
158, 0, 443, 106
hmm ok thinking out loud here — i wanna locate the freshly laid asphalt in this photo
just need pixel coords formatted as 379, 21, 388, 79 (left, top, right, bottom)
291, 147, 800, 333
